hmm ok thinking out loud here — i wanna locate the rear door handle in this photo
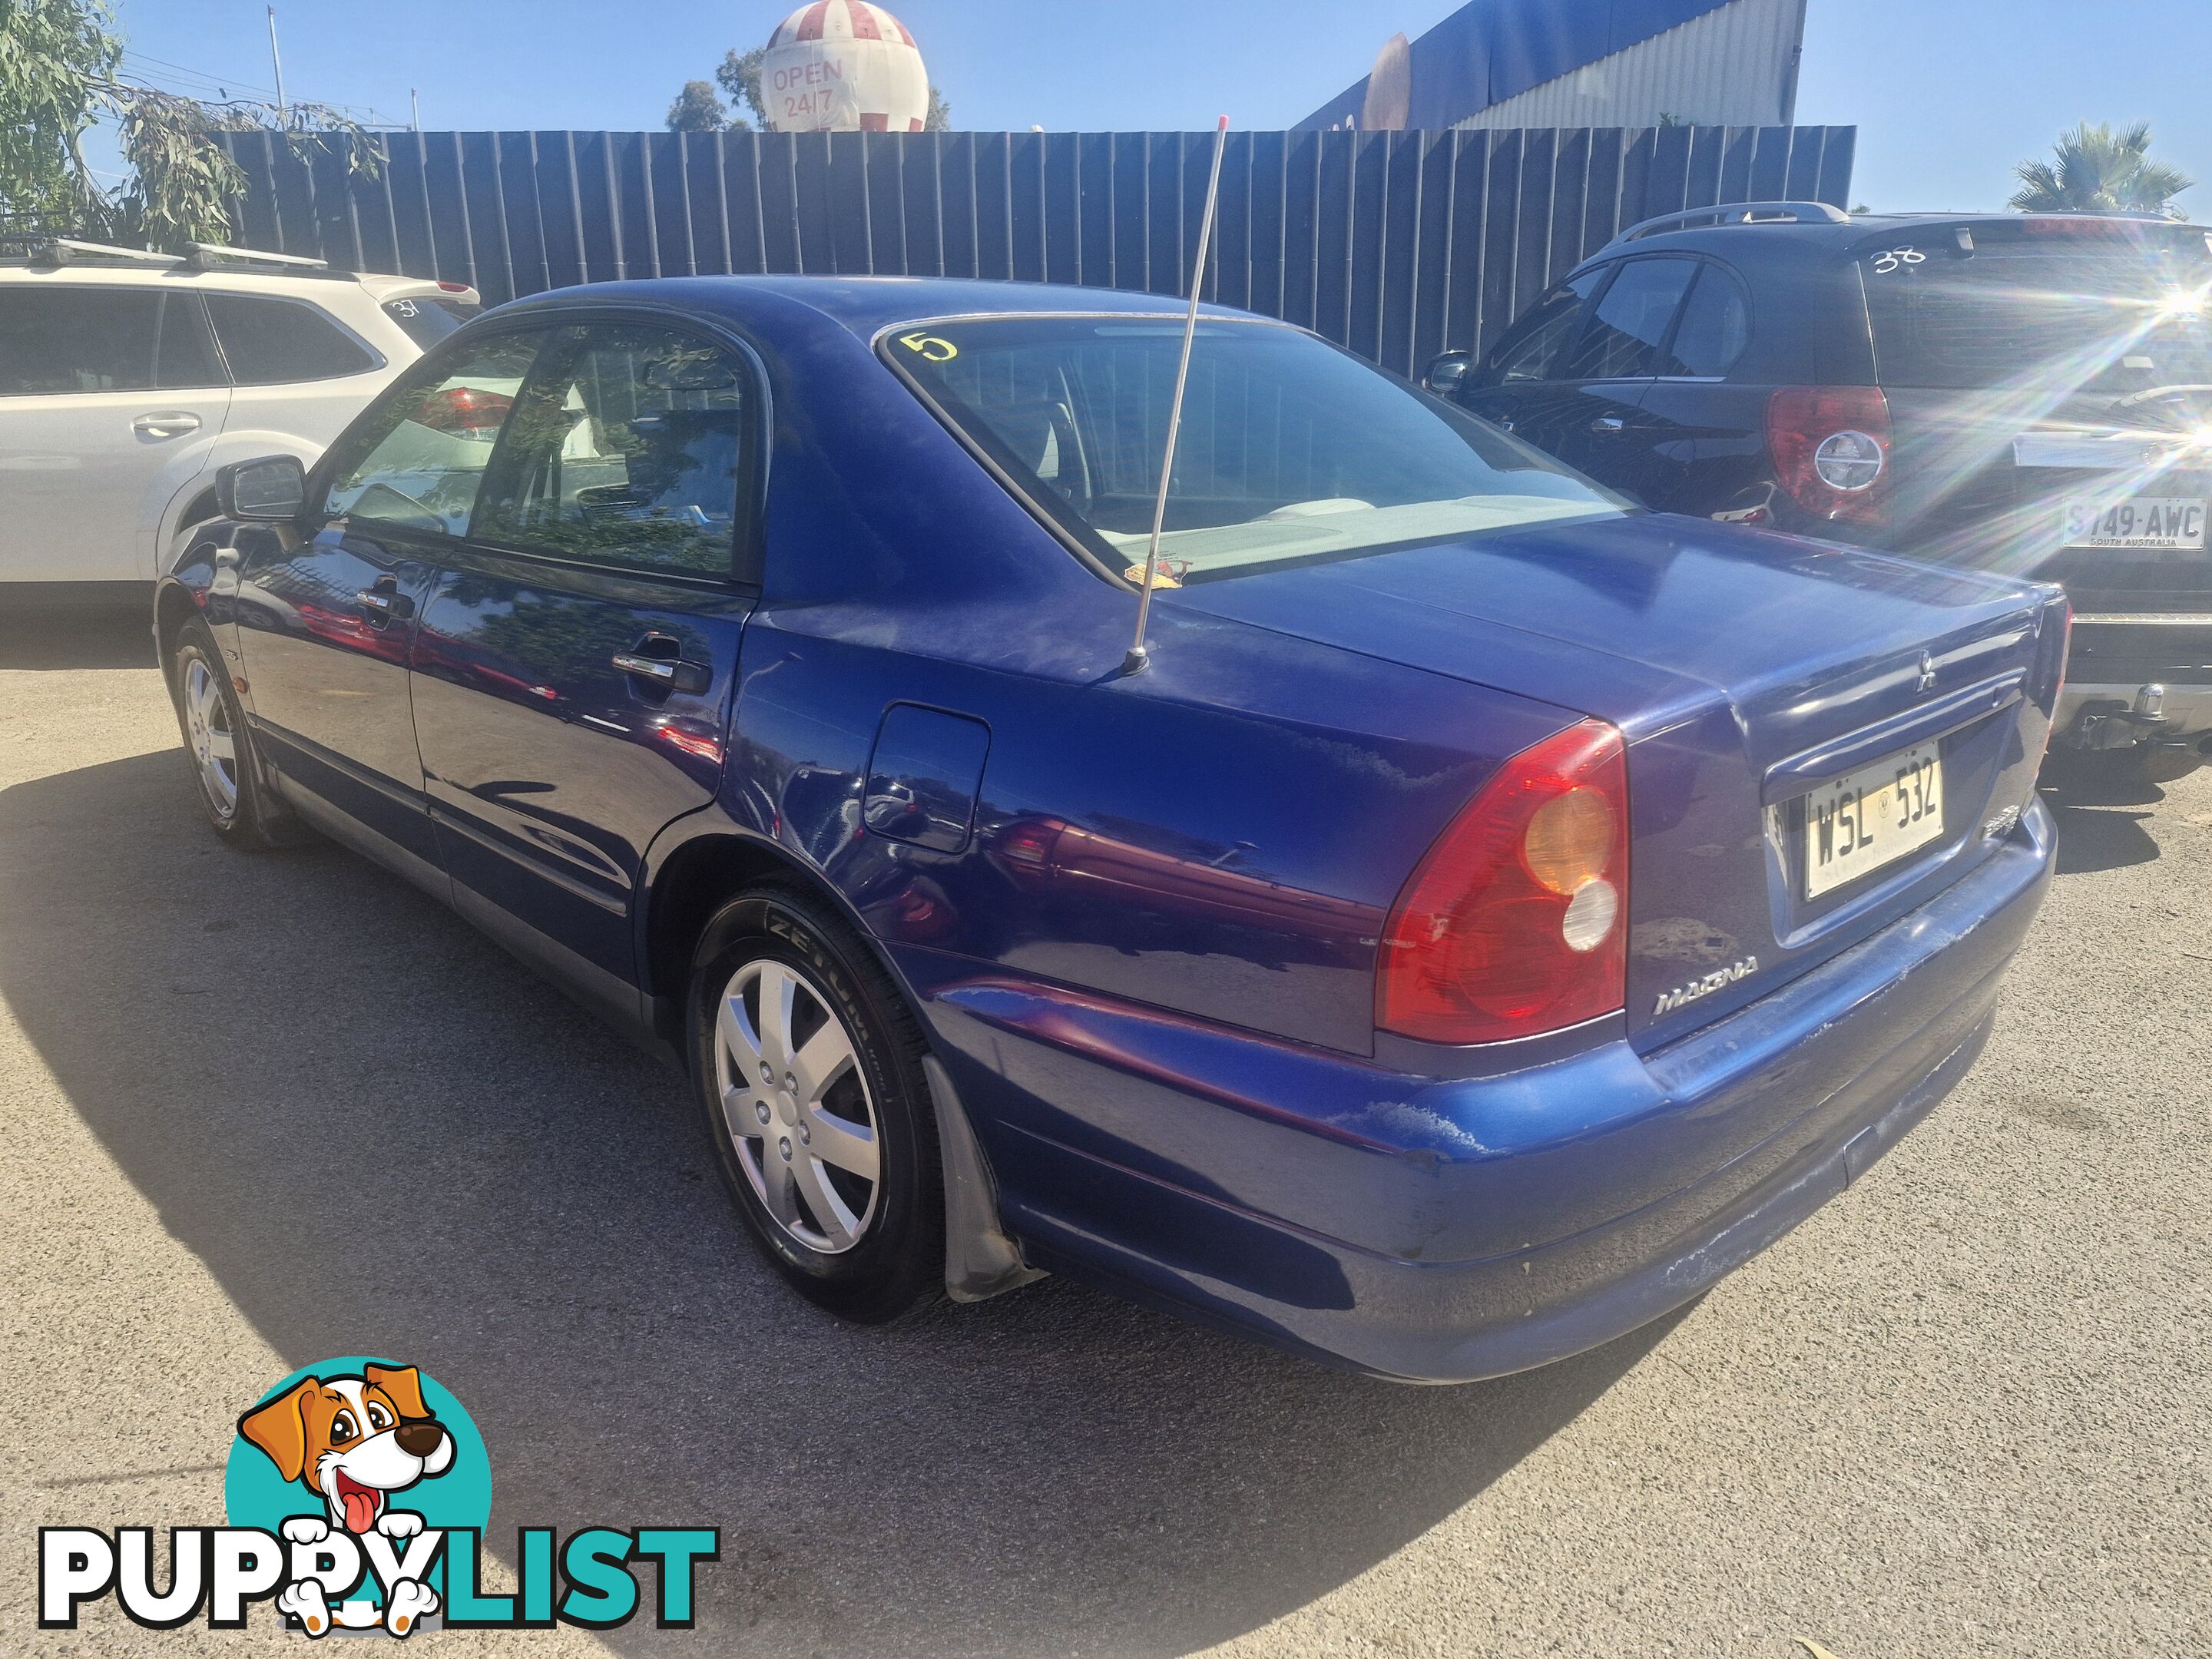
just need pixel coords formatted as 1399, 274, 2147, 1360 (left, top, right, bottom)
132, 411, 202, 439
1590, 415, 1627, 434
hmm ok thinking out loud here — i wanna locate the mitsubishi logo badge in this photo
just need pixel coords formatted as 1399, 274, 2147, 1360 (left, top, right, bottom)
1916, 651, 1938, 694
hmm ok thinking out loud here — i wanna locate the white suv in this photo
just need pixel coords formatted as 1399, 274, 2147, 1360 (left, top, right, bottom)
0, 240, 480, 602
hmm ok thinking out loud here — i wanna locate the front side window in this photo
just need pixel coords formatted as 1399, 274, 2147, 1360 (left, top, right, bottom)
154, 294, 225, 389
207, 294, 379, 384
472, 324, 752, 578
0, 288, 161, 396
1479, 269, 1606, 386
1558, 257, 1699, 381
887, 316, 1626, 582
322, 331, 545, 535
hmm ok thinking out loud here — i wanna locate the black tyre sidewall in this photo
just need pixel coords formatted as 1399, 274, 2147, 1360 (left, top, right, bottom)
687, 886, 943, 1323
171, 621, 277, 849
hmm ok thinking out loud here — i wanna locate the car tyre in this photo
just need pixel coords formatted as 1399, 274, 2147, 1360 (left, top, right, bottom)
170, 619, 294, 850
688, 883, 945, 1323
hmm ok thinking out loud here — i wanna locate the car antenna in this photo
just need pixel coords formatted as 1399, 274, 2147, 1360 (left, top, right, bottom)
1123, 114, 1231, 677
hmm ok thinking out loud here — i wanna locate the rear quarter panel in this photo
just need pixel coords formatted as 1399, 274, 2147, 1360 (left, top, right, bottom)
730, 600, 1580, 1058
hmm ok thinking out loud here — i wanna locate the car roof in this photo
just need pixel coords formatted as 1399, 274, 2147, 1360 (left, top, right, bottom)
1586, 208, 2212, 267
494, 275, 1247, 343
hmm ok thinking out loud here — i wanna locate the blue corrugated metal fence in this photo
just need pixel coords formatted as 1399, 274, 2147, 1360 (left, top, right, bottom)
215, 124, 1853, 373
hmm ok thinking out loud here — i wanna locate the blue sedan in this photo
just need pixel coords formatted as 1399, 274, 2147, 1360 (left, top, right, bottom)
157, 277, 2064, 1381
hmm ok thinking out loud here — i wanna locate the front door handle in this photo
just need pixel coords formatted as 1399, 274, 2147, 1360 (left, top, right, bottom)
356, 579, 415, 627
611, 651, 677, 684
133, 411, 202, 439
614, 637, 712, 697
1590, 415, 1627, 434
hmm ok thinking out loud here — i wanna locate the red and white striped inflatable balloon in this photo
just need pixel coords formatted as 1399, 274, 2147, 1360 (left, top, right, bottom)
761, 2, 930, 134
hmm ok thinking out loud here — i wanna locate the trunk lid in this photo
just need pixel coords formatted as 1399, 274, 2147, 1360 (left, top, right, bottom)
1170, 512, 2066, 1047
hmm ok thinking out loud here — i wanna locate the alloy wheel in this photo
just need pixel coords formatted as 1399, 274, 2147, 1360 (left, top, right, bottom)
183, 657, 240, 820
711, 957, 882, 1253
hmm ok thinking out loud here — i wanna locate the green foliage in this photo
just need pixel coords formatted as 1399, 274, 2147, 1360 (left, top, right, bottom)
1, 0, 382, 251
667, 78, 728, 133
2010, 121, 2194, 218
714, 45, 764, 130
111, 87, 251, 247
0, 0, 122, 236
924, 82, 949, 132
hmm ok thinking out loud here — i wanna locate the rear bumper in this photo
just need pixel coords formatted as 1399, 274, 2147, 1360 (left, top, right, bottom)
2056, 682, 2212, 747
916, 800, 2055, 1382
2055, 614, 2212, 747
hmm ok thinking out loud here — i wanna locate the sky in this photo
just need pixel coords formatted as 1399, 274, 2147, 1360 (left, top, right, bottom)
103, 0, 2212, 217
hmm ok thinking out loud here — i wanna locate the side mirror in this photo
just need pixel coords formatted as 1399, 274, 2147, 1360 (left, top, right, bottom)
217, 455, 308, 522
1422, 351, 1476, 397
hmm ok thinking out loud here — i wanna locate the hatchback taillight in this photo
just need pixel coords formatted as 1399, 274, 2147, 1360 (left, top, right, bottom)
1767, 386, 1892, 524
1377, 719, 1629, 1046
416, 386, 512, 441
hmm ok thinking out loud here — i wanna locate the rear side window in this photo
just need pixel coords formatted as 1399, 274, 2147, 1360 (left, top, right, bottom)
206, 294, 379, 384
1559, 257, 1699, 380
1861, 231, 2212, 391
0, 288, 161, 395
472, 324, 753, 579
1665, 263, 1752, 376
382, 296, 480, 348
1479, 269, 1605, 386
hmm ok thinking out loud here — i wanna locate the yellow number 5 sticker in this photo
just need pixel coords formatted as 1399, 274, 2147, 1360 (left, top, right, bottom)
899, 333, 959, 363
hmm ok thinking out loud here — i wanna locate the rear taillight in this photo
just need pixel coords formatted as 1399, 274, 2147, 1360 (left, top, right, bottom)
416, 386, 512, 441
1377, 719, 1629, 1046
1767, 386, 1892, 524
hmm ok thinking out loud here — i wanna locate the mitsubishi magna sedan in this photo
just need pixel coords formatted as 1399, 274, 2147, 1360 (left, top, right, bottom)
156, 278, 2066, 1382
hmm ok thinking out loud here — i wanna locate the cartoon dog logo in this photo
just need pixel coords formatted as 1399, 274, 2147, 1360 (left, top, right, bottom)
238, 1363, 454, 1636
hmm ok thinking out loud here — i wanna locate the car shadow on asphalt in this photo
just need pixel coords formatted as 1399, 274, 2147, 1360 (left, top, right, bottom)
0, 750, 1674, 1658
0, 608, 155, 671
2038, 757, 2166, 876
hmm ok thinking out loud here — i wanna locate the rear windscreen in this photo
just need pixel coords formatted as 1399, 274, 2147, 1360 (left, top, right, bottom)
1860, 230, 2212, 392
382, 295, 479, 348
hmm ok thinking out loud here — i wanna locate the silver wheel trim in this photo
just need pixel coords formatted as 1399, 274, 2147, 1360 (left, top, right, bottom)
712, 956, 882, 1255
183, 657, 240, 819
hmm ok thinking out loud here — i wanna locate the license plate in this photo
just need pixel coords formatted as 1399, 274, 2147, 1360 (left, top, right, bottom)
1802, 742, 1945, 899
2061, 495, 2207, 549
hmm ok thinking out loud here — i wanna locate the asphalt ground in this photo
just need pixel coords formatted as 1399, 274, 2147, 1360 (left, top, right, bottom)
0, 609, 2204, 1658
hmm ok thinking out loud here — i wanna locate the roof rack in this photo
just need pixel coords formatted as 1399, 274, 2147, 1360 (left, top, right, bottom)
5, 238, 336, 275
184, 242, 330, 271
33, 239, 185, 268
1607, 200, 1851, 247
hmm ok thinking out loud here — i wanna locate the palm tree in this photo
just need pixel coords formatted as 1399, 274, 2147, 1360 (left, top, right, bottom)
2009, 121, 2194, 218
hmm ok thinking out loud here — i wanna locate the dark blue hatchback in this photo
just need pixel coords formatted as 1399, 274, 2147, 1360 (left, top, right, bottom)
157, 276, 2064, 1381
